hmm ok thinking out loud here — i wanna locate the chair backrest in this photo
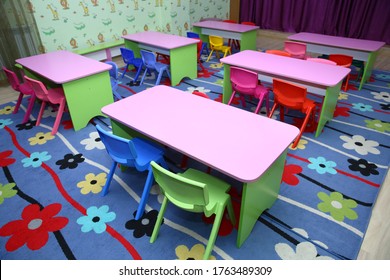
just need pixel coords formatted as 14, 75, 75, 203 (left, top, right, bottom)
306, 57, 337, 65
223, 19, 237, 23
230, 66, 258, 94
186, 31, 200, 39
209, 35, 223, 48
95, 124, 138, 165
140, 50, 158, 69
284, 41, 307, 58
105, 61, 118, 80
24, 76, 50, 101
265, 49, 292, 57
273, 78, 307, 109
241, 21, 256, 26
150, 161, 208, 211
120, 47, 136, 64
328, 54, 353, 67
3, 66, 21, 91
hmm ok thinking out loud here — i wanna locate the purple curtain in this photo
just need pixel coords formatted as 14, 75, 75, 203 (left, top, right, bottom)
240, 0, 390, 44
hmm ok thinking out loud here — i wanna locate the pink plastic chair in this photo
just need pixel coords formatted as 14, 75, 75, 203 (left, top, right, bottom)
284, 41, 308, 59
228, 66, 270, 115
24, 76, 67, 135
2, 66, 34, 116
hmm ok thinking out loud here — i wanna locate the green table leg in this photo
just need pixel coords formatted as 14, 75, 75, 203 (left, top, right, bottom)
170, 43, 197, 86
237, 150, 288, 248
222, 64, 232, 104
359, 51, 377, 90
62, 71, 113, 131
315, 83, 342, 137
240, 30, 257, 51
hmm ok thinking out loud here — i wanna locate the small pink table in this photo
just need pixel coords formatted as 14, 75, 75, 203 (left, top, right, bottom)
122, 31, 198, 86
16, 50, 113, 131
102, 85, 299, 248
221, 50, 351, 137
192, 20, 259, 50
288, 32, 386, 90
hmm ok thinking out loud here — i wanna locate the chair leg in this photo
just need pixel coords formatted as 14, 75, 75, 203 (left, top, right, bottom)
140, 68, 148, 85
36, 101, 47, 126
344, 74, 350, 91
133, 65, 143, 82
268, 102, 278, 118
101, 161, 117, 196
121, 63, 129, 79
135, 168, 155, 220
22, 95, 36, 123
51, 100, 66, 135
13, 93, 24, 114
227, 90, 237, 106
206, 50, 214, 62
292, 108, 313, 148
203, 206, 224, 260
150, 196, 168, 243
226, 198, 236, 226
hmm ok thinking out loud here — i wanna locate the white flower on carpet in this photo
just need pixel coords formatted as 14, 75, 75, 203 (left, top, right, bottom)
275, 228, 333, 260
340, 134, 380, 155
185, 86, 211, 94
42, 107, 58, 118
371, 91, 390, 102
80, 131, 105, 150
150, 184, 164, 204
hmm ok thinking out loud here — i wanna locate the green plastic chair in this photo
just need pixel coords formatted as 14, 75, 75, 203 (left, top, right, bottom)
150, 161, 236, 260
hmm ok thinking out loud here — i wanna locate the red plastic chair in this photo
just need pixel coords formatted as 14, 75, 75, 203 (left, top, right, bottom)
265, 49, 292, 57
2, 66, 34, 116
329, 54, 353, 91
306, 57, 337, 65
269, 79, 317, 148
284, 41, 308, 59
223, 20, 240, 50
24, 76, 67, 135
241, 21, 256, 26
228, 66, 269, 115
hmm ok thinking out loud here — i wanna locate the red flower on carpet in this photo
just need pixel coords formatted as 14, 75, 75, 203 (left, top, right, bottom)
198, 70, 213, 78
333, 106, 350, 117
61, 119, 74, 130
0, 150, 16, 167
0, 203, 68, 252
282, 164, 302, 186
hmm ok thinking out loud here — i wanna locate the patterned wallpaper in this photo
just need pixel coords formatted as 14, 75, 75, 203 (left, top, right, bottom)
26, 0, 230, 53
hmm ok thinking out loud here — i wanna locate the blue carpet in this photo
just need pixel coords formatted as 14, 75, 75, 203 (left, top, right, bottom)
0, 55, 389, 260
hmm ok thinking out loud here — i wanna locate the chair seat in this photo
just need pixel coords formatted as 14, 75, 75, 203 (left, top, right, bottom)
47, 88, 65, 101
253, 85, 269, 99
154, 62, 169, 72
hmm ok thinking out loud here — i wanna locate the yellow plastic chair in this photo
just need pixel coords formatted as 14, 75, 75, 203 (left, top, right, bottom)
149, 161, 236, 260
206, 35, 232, 62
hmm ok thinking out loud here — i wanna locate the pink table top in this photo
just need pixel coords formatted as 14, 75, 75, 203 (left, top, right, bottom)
16, 50, 111, 84
221, 50, 351, 87
288, 32, 385, 52
102, 85, 299, 182
193, 20, 259, 33
122, 31, 198, 49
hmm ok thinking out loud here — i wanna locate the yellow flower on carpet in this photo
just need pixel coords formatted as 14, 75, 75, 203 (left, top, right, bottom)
28, 132, 55, 145
289, 139, 308, 150
338, 92, 348, 100
77, 172, 107, 194
0, 106, 15, 115
175, 244, 216, 260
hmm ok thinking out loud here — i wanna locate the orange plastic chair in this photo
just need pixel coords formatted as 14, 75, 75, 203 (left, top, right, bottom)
265, 50, 292, 57
24, 76, 67, 135
269, 79, 317, 148
228, 66, 269, 115
284, 41, 308, 59
223, 20, 240, 50
2, 66, 34, 117
328, 54, 353, 91
206, 35, 231, 62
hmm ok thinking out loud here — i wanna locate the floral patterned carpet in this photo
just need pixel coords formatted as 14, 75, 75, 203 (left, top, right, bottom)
0, 54, 389, 260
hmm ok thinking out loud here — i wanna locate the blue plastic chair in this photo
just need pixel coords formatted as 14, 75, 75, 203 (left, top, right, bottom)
105, 61, 122, 101
96, 125, 168, 220
187, 31, 209, 56
120, 47, 144, 82
140, 50, 171, 86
